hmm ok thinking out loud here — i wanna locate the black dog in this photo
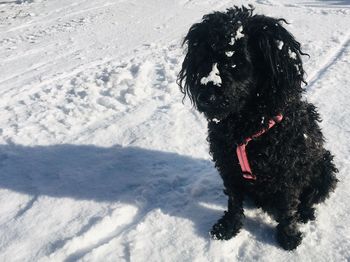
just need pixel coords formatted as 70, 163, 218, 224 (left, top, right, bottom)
178, 6, 338, 250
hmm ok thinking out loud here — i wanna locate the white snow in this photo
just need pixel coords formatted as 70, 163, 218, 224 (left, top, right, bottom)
225, 51, 235, 57
229, 25, 245, 46
0, 0, 350, 261
200, 63, 222, 87
235, 25, 245, 40
288, 48, 298, 60
276, 40, 284, 50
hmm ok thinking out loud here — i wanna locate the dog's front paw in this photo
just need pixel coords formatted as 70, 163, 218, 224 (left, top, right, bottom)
276, 225, 302, 250
210, 212, 242, 240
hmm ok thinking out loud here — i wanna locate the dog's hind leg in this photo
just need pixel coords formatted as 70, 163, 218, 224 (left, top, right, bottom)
297, 188, 316, 223
210, 188, 244, 240
298, 151, 338, 223
276, 192, 303, 250
313, 151, 338, 203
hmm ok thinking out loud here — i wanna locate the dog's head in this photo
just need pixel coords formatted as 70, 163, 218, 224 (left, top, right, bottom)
178, 6, 307, 121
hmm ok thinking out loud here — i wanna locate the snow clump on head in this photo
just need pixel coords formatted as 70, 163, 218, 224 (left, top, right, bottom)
235, 25, 244, 39
200, 63, 222, 87
288, 48, 297, 60
229, 24, 244, 46
225, 51, 235, 57
276, 40, 284, 50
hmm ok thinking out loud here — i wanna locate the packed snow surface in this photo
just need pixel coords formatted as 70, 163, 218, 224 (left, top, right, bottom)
0, 0, 350, 261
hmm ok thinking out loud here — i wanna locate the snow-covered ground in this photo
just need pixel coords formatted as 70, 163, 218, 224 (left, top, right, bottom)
0, 0, 350, 261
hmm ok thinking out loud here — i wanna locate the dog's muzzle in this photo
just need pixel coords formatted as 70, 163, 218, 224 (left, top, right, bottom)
196, 84, 227, 109
197, 93, 217, 108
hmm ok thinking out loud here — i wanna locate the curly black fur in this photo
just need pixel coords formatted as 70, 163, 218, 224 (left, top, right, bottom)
178, 6, 338, 250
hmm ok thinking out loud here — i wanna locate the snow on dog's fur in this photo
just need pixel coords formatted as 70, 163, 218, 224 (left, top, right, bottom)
178, 6, 338, 250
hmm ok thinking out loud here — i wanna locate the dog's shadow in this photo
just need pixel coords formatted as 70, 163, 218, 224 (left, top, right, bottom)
0, 143, 277, 247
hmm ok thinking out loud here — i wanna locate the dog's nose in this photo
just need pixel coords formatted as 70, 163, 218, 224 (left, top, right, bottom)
197, 93, 217, 106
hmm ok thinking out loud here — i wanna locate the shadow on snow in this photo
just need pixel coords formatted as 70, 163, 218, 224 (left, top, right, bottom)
0, 143, 277, 247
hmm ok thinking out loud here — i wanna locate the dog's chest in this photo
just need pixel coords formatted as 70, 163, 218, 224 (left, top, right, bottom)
209, 121, 284, 183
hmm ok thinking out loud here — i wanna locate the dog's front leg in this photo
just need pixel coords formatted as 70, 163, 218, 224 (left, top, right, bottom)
210, 188, 244, 240
276, 192, 302, 250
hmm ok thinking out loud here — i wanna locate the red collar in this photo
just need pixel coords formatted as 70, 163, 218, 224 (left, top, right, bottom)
236, 114, 283, 181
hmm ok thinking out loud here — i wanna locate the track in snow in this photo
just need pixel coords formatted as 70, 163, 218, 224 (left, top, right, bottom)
0, 1, 350, 261
306, 33, 350, 90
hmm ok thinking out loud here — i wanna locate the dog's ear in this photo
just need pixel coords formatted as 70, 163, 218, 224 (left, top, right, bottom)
247, 16, 307, 112
177, 22, 203, 105
177, 21, 215, 106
